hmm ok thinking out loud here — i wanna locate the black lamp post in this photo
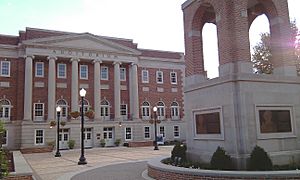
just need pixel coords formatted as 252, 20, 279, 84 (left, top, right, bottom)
78, 88, 87, 165
55, 106, 61, 157
153, 106, 159, 150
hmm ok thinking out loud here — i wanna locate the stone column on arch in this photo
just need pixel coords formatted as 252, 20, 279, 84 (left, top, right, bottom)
93, 58, 102, 120
71, 57, 80, 112
47, 56, 57, 121
23, 55, 34, 120
129, 63, 139, 119
113, 61, 121, 120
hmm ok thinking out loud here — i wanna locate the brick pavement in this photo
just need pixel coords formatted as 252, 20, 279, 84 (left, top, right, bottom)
23, 146, 173, 180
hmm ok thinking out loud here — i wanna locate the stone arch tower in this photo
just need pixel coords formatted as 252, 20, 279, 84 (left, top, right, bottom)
183, 0, 299, 169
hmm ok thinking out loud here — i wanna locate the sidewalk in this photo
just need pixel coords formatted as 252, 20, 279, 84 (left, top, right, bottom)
23, 146, 173, 180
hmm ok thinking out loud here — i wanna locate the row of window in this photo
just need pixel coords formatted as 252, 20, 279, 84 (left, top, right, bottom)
0, 61, 178, 85
30, 125, 180, 145
142, 70, 177, 84
141, 101, 180, 120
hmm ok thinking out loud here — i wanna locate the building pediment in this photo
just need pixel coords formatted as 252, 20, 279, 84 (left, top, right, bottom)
22, 33, 141, 56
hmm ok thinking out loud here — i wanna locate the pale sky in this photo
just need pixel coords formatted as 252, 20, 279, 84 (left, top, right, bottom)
0, 0, 299, 78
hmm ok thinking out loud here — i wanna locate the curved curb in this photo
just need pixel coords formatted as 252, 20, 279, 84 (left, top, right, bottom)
148, 156, 300, 179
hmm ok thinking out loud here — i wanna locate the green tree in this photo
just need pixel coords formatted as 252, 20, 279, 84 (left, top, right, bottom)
252, 20, 300, 74
0, 121, 8, 178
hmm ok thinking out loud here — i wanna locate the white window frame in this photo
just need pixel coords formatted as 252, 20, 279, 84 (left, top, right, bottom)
141, 101, 150, 120
156, 71, 163, 84
79, 99, 89, 115
56, 99, 68, 120
120, 68, 126, 81
171, 102, 180, 120
35, 62, 44, 77
120, 104, 127, 120
101, 100, 110, 120
0, 61, 10, 77
144, 126, 151, 139
174, 125, 180, 138
34, 129, 45, 145
157, 101, 165, 120
80, 65, 88, 80
0, 99, 12, 121
57, 63, 67, 78
101, 66, 109, 80
3, 129, 7, 146
159, 126, 165, 138
125, 127, 132, 141
34, 103, 44, 121
142, 70, 149, 83
170, 72, 177, 85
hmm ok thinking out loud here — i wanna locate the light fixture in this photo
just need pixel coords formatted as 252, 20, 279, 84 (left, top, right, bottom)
153, 106, 157, 112
80, 88, 86, 97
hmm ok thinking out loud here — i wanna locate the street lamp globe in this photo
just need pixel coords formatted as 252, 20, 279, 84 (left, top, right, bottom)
153, 106, 157, 112
56, 106, 61, 112
80, 88, 86, 97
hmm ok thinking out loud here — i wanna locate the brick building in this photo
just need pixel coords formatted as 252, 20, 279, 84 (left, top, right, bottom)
0, 27, 185, 150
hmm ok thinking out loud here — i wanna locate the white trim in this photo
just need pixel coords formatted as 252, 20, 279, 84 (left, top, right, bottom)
125, 127, 132, 141
141, 101, 150, 120
34, 129, 45, 145
33, 103, 44, 121
143, 126, 151, 139
120, 67, 126, 81
170, 71, 177, 84
101, 66, 109, 80
120, 104, 127, 119
255, 105, 296, 140
192, 107, 224, 140
80, 65, 88, 80
159, 126, 165, 138
173, 125, 180, 138
57, 63, 67, 78
142, 70, 149, 83
35, 62, 44, 77
156, 70, 163, 84
0, 61, 10, 77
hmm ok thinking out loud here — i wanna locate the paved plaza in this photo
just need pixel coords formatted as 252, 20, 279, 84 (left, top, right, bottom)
23, 146, 173, 180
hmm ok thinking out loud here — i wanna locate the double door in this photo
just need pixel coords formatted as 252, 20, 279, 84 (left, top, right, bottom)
59, 129, 69, 149
84, 128, 93, 148
103, 127, 115, 146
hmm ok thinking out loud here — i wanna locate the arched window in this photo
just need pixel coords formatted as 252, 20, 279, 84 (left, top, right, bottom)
171, 101, 180, 120
157, 101, 165, 120
0, 99, 11, 120
56, 99, 68, 119
79, 99, 89, 114
141, 101, 150, 120
101, 100, 110, 120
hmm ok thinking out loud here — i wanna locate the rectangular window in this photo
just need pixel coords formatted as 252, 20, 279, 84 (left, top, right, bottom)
120, 68, 126, 81
142, 70, 149, 83
57, 64, 66, 78
0, 105, 10, 120
174, 125, 180, 138
170, 72, 177, 84
101, 66, 108, 80
144, 126, 150, 139
35, 62, 44, 77
0, 61, 10, 77
120, 104, 127, 116
125, 127, 132, 140
80, 65, 88, 79
3, 130, 7, 146
35, 129, 44, 145
34, 103, 44, 120
159, 126, 165, 137
156, 71, 163, 83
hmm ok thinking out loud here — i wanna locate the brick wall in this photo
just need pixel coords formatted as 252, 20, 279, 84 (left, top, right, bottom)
4, 175, 33, 180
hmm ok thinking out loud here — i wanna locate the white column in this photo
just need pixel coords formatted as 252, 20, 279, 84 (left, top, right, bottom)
114, 62, 121, 120
23, 55, 34, 120
94, 59, 102, 120
47, 56, 57, 121
129, 63, 139, 119
71, 58, 80, 112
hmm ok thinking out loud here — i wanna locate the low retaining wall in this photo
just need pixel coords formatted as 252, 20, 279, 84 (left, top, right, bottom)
20, 146, 53, 154
4, 151, 33, 180
128, 141, 153, 147
148, 157, 300, 180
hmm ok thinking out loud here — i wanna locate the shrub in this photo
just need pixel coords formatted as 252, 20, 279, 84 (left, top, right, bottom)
100, 139, 106, 147
0, 122, 8, 178
171, 142, 187, 163
248, 145, 273, 171
68, 140, 75, 149
210, 146, 233, 170
114, 138, 121, 146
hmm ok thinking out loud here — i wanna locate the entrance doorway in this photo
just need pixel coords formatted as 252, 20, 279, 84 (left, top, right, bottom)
59, 129, 69, 149
84, 128, 93, 148
103, 127, 115, 146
